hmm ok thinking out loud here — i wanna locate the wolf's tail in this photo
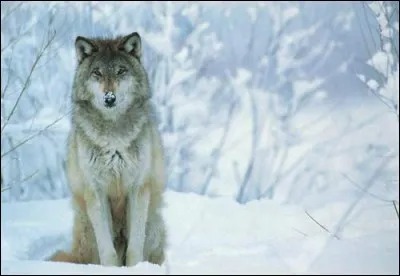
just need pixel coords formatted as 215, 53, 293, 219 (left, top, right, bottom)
48, 250, 78, 264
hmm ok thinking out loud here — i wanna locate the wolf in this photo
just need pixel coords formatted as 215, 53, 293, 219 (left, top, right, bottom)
49, 32, 167, 267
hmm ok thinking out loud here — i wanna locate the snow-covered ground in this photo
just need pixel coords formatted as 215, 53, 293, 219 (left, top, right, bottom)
1, 190, 398, 275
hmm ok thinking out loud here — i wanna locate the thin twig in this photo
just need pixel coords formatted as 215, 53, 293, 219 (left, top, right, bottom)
1, 109, 72, 158
305, 210, 340, 240
291, 227, 309, 238
9, 169, 39, 186
0, 2, 24, 23
342, 173, 394, 203
393, 200, 399, 219
1, 30, 56, 135
333, 155, 394, 237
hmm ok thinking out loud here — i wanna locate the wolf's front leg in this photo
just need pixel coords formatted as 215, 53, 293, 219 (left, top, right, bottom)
126, 184, 150, 266
85, 187, 120, 266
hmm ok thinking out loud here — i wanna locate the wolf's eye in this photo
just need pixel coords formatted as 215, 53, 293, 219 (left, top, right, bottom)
117, 67, 127, 76
92, 69, 102, 77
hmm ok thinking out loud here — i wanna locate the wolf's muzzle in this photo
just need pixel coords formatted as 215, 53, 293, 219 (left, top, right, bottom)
104, 91, 116, 108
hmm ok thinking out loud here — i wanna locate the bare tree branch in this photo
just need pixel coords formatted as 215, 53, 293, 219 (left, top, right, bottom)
200, 99, 236, 195
342, 173, 395, 203
1, 30, 56, 134
0, 2, 23, 23
1, 109, 72, 158
333, 154, 394, 238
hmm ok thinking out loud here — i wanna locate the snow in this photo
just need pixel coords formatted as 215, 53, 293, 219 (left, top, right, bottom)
233, 68, 252, 87
367, 51, 390, 76
247, 7, 257, 23
293, 78, 324, 99
367, 79, 379, 91
282, 7, 299, 24
1, 190, 398, 274
168, 68, 196, 90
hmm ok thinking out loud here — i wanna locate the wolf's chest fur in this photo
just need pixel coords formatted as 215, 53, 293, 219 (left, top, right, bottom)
95, 147, 133, 202
92, 147, 127, 173
77, 128, 143, 195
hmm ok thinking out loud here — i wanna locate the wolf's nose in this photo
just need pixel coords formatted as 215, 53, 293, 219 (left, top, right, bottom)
104, 91, 116, 107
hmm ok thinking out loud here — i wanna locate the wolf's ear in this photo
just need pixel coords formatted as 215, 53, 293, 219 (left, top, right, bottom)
119, 32, 141, 58
75, 36, 97, 63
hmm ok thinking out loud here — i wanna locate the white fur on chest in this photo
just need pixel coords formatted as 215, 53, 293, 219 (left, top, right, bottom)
78, 131, 151, 192
100, 147, 131, 173
79, 140, 134, 191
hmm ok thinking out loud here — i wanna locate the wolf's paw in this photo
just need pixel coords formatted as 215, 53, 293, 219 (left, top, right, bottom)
126, 249, 143, 267
148, 249, 165, 266
100, 251, 120, 267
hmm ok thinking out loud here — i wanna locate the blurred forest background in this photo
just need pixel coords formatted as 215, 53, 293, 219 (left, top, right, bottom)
1, 1, 398, 213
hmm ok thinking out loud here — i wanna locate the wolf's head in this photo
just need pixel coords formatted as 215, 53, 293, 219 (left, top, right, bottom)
72, 32, 150, 118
